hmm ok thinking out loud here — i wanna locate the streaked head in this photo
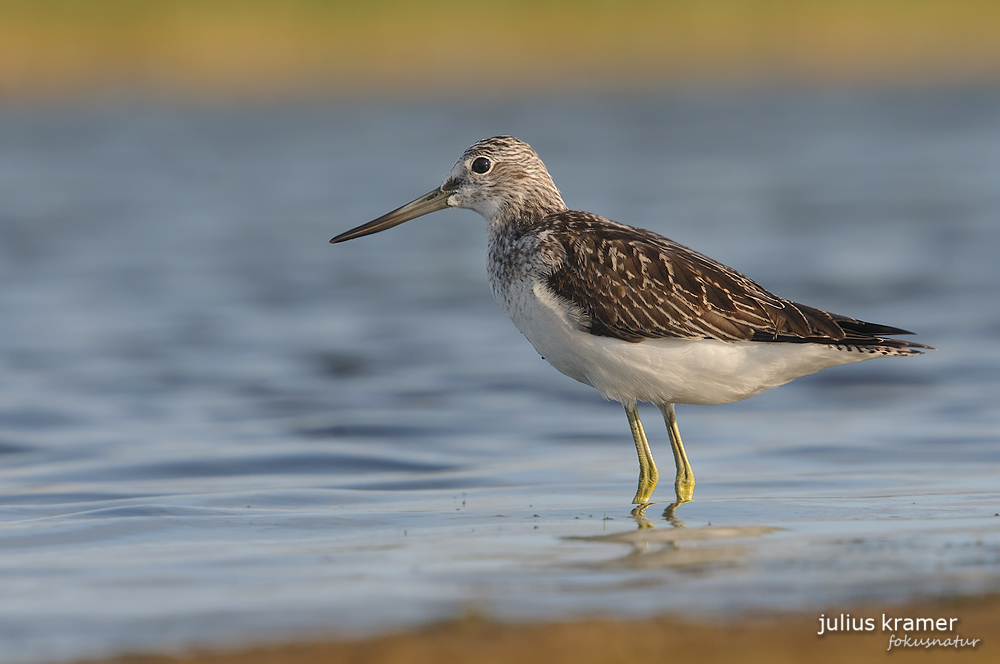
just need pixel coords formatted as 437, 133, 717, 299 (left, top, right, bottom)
330, 136, 566, 244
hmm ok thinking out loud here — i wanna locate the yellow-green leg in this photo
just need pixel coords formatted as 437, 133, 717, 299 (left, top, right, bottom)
625, 402, 659, 504
657, 402, 694, 503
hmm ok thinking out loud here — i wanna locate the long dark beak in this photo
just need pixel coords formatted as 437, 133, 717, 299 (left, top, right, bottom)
330, 188, 450, 244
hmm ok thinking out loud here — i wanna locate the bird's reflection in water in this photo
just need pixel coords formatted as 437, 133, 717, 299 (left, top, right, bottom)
631, 501, 686, 528
568, 505, 780, 571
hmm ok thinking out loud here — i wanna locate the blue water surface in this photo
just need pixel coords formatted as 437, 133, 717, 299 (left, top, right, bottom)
1, 89, 999, 663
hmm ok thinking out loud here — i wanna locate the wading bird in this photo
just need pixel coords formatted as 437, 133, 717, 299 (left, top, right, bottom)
331, 136, 930, 505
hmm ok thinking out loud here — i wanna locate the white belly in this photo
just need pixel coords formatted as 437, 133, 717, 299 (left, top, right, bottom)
501, 281, 880, 406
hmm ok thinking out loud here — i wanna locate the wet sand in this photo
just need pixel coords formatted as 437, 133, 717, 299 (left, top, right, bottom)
83, 594, 997, 664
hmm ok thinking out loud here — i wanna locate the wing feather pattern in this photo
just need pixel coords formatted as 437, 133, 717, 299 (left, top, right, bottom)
539, 211, 930, 350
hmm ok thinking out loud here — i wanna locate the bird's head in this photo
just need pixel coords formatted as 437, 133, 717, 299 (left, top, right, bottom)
330, 135, 566, 244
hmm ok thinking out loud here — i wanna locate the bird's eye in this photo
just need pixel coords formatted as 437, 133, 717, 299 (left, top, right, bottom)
471, 157, 491, 174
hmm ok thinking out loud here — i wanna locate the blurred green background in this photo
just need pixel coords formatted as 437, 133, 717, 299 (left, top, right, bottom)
2, 0, 999, 100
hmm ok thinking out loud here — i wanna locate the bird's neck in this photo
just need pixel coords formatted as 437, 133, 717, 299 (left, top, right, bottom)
485, 195, 568, 237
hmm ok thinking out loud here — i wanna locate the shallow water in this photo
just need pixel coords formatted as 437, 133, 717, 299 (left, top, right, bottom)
1, 89, 999, 663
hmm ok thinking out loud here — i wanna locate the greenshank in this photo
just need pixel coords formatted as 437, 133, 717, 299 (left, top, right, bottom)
331, 136, 931, 505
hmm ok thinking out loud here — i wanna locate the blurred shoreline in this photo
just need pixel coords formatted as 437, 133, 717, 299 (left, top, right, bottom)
81, 594, 999, 664
3, 1, 1000, 101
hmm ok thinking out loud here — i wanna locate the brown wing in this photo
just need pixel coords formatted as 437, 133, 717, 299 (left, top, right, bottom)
540, 211, 925, 348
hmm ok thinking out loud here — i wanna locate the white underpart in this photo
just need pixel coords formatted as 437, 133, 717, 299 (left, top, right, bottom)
502, 280, 880, 406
